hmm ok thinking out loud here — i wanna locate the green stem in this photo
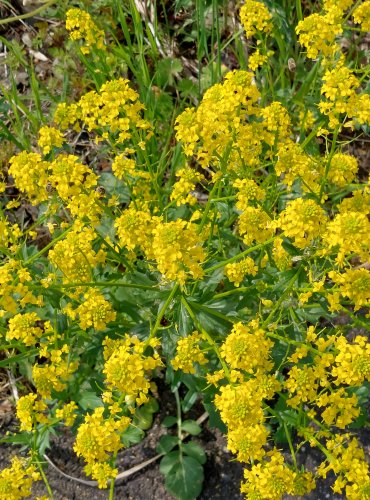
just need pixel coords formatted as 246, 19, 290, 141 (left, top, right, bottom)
284, 422, 297, 469
318, 125, 340, 202
205, 237, 276, 274
262, 266, 302, 328
33, 281, 158, 291
212, 286, 254, 299
35, 455, 54, 499
0, 0, 57, 25
174, 389, 183, 454
23, 227, 72, 265
145, 283, 179, 347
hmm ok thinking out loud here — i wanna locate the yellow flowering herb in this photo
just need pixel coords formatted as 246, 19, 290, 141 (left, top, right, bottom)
38, 126, 64, 155
6, 312, 43, 346
172, 331, 207, 373
103, 335, 162, 405
224, 257, 258, 287
220, 321, 273, 373
0, 456, 41, 499
278, 198, 327, 249
16, 394, 48, 432
240, 0, 272, 38
66, 8, 106, 54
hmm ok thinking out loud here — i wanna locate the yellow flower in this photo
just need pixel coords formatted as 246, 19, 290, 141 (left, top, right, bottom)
220, 322, 273, 373
170, 167, 205, 206
316, 388, 360, 428
332, 335, 370, 385
172, 331, 207, 373
6, 312, 43, 346
240, 0, 272, 38
69, 289, 116, 331
226, 424, 268, 463
38, 126, 64, 155
353, 1, 370, 31
0, 456, 41, 499
225, 258, 258, 287
238, 206, 274, 246
278, 198, 327, 249
152, 220, 206, 284
330, 268, 370, 310
16, 394, 48, 432
103, 335, 162, 405
66, 8, 105, 54
55, 402, 78, 426
241, 449, 297, 499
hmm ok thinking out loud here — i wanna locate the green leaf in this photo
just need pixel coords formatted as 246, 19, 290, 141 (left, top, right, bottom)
182, 420, 202, 436
182, 441, 207, 465
164, 455, 204, 500
181, 389, 198, 413
78, 391, 103, 410
159, 450, 181, 475
162, 416, 178, 428
121, 424, 145, 447
156, 435, 178, 454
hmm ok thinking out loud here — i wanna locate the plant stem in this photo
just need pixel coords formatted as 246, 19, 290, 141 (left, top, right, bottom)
205, 237, 276, 274
0, 0, 57, 25
35, 455, 54, 499
145, 283, 179, 347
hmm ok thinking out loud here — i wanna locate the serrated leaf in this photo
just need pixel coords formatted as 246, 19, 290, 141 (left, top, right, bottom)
162, 416, 178, 428
164, 455, 204, 500
156, 434, 178, 454
182, 420, 202, 436
182, 441, 206, 464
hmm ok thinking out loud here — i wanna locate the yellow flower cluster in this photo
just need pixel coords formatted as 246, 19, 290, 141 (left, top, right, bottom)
248, 48, 269, 71
278, 198, 327, 249
32, 345, 78, 399
48, 225, 106, 285
54, 78, 152, 146
38, 126, 64, 155
16, 394, 48, 432
233, 179, 265, 211
0, 261, 43, 317
353, 1, 370, 31
67, 289, 116, 331
152, 220, 206, 284
74, 407, 130, 488
317, 434, 370, 497
329, 268, 370, 311
322, 193, 370, 266
332, 335, 370, 385
55, 402, 78, 426
0, 456, 41, 499
238, 206, 274, 246
103, 335, 161, 405
170, 167, 205, 206
316, 388, 360, 428
66, 8, 106, 54
224, 257, 258, 287
241, 449, 315, 498
296, 7, 343, 59
172, 331, 207, 373
8, 152, 49, 204
6, 312, 43, 346
240, 0, 272, 38
220, 321, 273, 373
275, 140, 323, 194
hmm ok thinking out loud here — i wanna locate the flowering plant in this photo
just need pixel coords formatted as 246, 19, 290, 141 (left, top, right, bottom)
0, 1, 369, 498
